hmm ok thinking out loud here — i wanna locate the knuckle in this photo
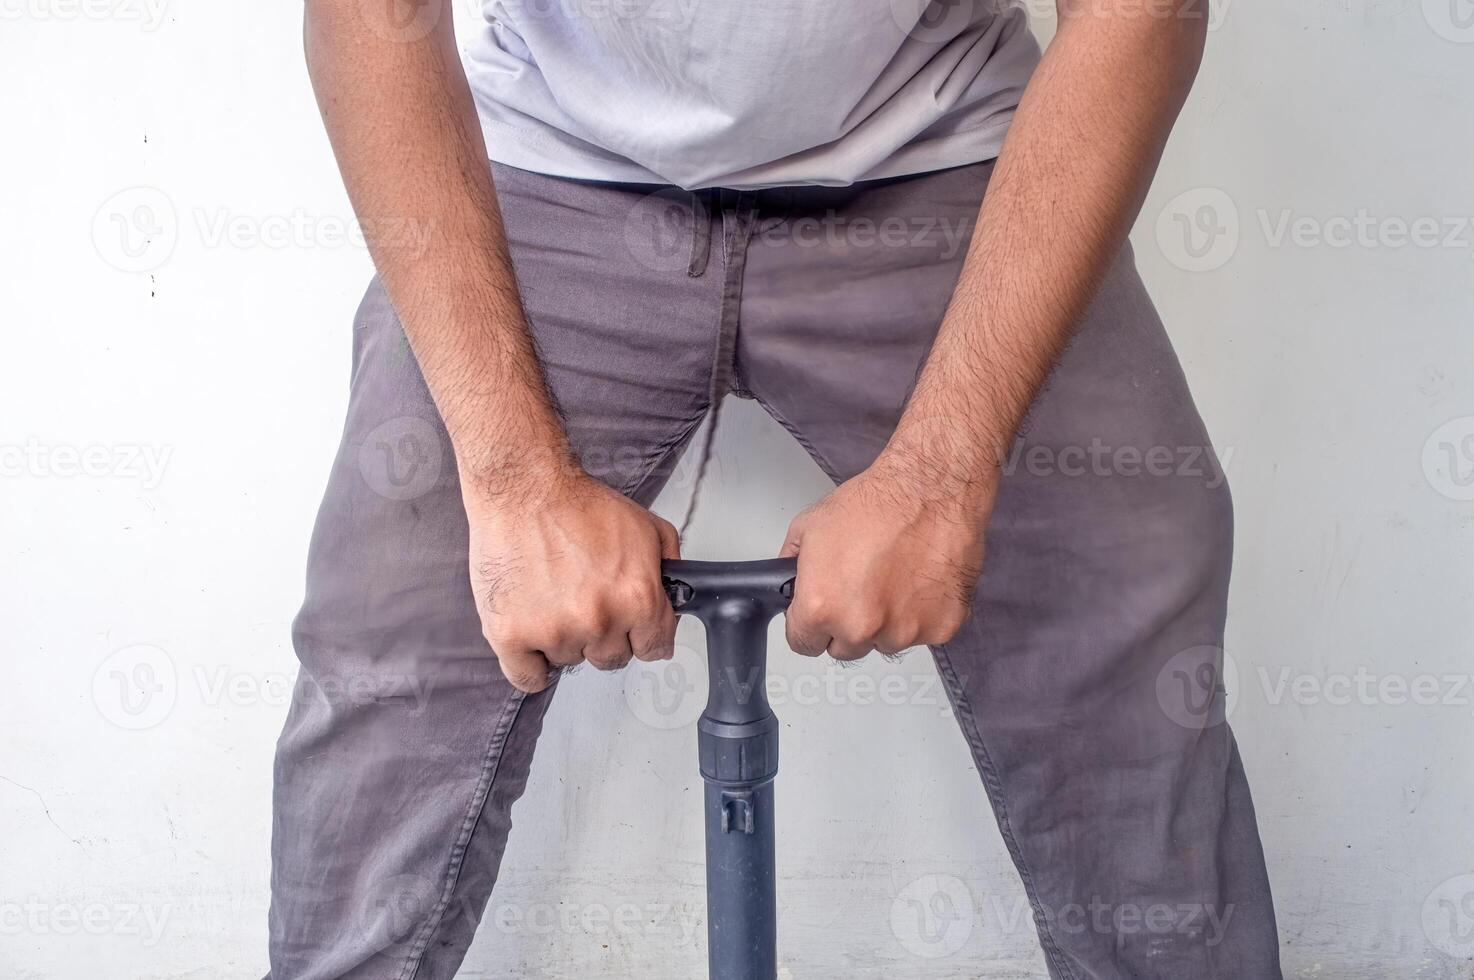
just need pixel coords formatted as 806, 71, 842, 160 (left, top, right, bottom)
876, 629, 915, 654
647, 621, 678, 649
587, 650, 630, 671
570, 605, 611, 639
541, 620, 573, 648
542, 645, 583, 667
622, 580, 666, 618
838, 614, 882, 646
921, 612, 967, 646
632, 643, 666, 663
482, 623, 520, 653
785, 627, 820, 656
795, 593, 831, 625
496, 660, 542, 691
941, 607, 969, 636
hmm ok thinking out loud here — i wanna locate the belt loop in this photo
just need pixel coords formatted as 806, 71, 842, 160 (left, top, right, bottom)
687, 188, 714, 278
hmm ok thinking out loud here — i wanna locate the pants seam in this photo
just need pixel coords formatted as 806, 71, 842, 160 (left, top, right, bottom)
397, 688, 529, 980
930, 644, 1082, 980
675, 192, 759, 535
617, 410, 711, 500
712, 191, 759, 402
745, 392, 846, 484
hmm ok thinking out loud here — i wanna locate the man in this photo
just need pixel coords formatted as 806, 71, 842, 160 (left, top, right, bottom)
269, 0, 1282, 976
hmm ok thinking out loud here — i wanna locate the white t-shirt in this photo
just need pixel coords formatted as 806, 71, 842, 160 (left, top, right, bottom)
463, 0, 1041, 189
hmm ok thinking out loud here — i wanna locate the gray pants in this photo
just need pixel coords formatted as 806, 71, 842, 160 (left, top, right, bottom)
267, 161, 1282, 979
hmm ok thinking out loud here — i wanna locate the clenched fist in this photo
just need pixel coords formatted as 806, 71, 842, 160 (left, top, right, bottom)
462, 467, 679, 693
780, 455, 992, 660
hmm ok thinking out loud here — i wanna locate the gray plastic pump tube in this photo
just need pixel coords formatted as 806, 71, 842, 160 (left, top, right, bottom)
662, 558, 797, 980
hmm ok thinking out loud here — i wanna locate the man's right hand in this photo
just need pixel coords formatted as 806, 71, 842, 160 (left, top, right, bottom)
305, 0, 676, 695
462, 466, 681, 694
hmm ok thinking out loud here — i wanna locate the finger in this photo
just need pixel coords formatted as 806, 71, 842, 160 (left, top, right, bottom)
785, 605, 831, 658
583, 632, 636, 671
653, 515, 682, 560
630, 605, 677, 662
782, 541, 825, 655
626, 563, 676, 662
778, 510, 809, 559
827, 637, 874, 662
493, 645, 555, 694
913, 601, 971, 647
541, 638, 587, 669
875, 628, 918, 657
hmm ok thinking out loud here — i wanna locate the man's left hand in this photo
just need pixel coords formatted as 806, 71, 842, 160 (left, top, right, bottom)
780, 454, 994, 660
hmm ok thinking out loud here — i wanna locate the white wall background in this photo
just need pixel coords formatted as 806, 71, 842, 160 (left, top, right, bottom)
4, 1, 1473, 977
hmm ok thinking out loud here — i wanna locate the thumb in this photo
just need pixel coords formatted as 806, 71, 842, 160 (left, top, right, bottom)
654, 515, 682, 560
779, 510, 808, 559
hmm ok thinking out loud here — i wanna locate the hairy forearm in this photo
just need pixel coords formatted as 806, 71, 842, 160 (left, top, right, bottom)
305, 0, 572, 493
887, 0, 1208, 499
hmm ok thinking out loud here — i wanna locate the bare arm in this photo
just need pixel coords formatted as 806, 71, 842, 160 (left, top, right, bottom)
891, 0, 1207, 487
305, 0, 566, 485
307, 0, 678, 691
784, 0, 1209, 658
